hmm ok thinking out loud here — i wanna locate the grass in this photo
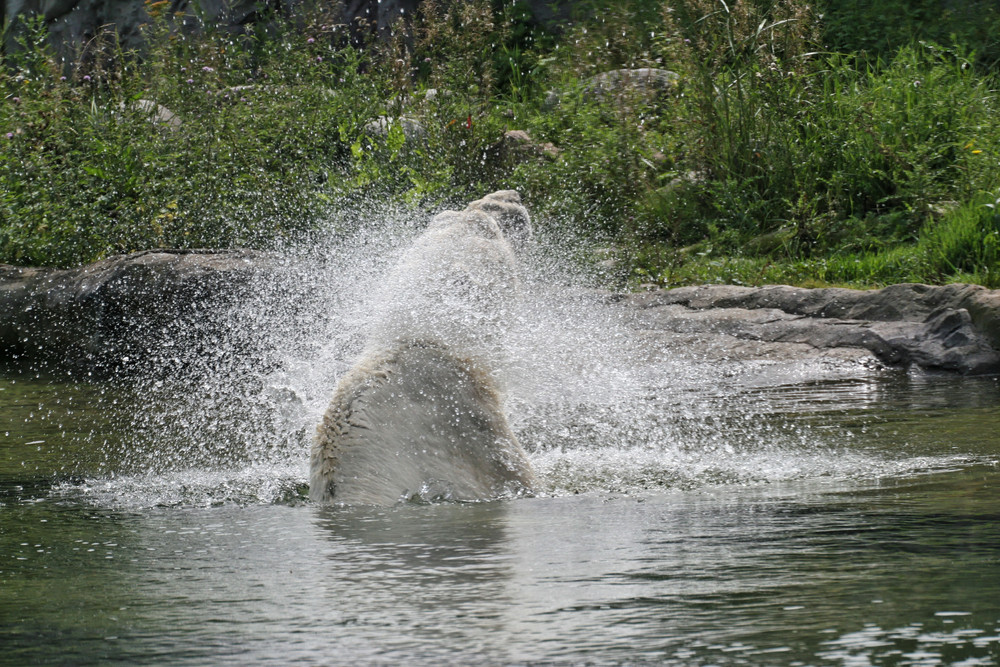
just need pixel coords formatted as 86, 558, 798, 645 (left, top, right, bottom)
1, 0, 999, 289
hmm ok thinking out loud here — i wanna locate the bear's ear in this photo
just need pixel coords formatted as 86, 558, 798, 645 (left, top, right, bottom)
467, 191, 533, 250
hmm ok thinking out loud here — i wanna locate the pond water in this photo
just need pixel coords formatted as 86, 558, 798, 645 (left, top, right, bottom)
2, 243, 1000, 665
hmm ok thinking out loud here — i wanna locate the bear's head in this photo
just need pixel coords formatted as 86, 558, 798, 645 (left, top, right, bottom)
465, 190, 532, 250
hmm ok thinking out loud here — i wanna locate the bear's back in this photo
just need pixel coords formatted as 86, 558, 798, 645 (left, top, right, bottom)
310, 344, 534, 504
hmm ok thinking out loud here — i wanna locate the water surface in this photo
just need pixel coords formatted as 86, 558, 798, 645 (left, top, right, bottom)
2, 243, 999, 665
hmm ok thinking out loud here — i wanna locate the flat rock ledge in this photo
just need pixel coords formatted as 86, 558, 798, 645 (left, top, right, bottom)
619, 283, 1000, 375
3, 251, 1000, 376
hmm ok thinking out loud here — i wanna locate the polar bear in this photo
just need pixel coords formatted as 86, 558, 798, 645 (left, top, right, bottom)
310, 191, 536, 504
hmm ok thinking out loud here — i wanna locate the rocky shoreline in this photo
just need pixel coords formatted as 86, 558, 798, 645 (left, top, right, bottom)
618, 283, 1000, 375
3, 250, 999, 375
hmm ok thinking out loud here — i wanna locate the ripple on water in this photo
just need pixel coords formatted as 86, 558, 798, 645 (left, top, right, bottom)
51, 463, 310, 509
818, 622, 1000, 667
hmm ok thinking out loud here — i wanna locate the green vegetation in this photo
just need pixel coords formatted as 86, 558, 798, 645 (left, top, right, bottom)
2, 0, 999, 288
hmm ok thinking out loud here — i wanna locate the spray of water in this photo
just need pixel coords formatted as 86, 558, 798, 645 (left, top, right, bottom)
54, 199, 969, 508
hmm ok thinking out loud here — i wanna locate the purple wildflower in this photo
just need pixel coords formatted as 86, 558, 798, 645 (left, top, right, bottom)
83, 75, 91, 82
187, 78, 194, 84
307, 37, 315, 44
316, 56, 323, 63
11, 97, 20, 104
5, 132, 13, 139
202, 66, 214, 73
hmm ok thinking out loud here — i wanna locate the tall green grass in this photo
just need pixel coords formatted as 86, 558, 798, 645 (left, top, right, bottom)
603, 1, 1000, 288
1, 0, 999, 289
819, 0, 1000, 70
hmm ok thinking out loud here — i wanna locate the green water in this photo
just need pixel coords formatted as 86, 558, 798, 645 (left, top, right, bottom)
2, 368, 999, 666
0, 372, 113, 494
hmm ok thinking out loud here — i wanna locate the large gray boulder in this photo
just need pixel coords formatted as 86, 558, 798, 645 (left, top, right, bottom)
6, 0, 151, 57
0, 249, 264, 374
4, 0, 317, 62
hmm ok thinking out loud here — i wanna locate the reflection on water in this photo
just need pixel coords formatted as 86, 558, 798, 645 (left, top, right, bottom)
3, 361, 999, 665
2, 474, 999, 665
2, 237, 1000, 664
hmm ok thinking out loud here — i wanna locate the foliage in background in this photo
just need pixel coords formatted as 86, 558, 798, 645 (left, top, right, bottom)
1, 0, 999, 289
0, 7, 384, 266
819, 0, 1000, 70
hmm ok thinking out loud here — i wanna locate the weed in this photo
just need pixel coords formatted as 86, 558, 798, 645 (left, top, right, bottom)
1, 0, 999, 291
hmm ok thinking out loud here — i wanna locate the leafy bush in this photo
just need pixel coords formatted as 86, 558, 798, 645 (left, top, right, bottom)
613, 3, 1000, 286
2, 0, 999, 290
1, 10, 382, 266
819, 0, 1000, 70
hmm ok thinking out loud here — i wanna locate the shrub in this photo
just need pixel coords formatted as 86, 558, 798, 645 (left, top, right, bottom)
2, 0, 1000, 291
819, 0, 1000, 70
1, 9, 383, 266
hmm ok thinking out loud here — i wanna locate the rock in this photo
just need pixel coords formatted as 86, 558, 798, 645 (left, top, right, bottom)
0, 249, 265, 375
420, 88, 449, 102
966, 289, 1000, 351
8, 0, 152, 61
624, 283, 1000, 374
585, 68, 679, 100
362, 116, 427, 144
7, 0, 579, 61
343, 0, 573, 41
543, 69, 679, 109
6, 0, 268, 64
492, 129, 561, 161
343, 0, 420, 41
542, 90, 561, 110
4, 252, 1000, 376
118, 99, 181, 131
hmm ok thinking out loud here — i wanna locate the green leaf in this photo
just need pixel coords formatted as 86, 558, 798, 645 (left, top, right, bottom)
386, 121, 406, 159
83, 165, 108, 180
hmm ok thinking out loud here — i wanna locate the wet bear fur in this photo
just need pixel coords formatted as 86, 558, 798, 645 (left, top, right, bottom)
310, 191, 536, 504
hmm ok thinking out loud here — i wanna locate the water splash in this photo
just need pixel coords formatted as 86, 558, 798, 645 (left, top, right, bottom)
51, 202, 986, 509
